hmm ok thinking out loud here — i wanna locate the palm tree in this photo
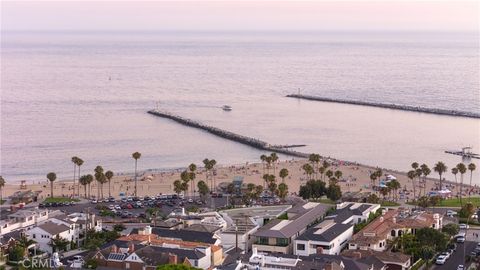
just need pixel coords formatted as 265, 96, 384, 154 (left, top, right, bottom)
279, 168, 289, 184
302, 164, 314, 180
390, 179, 401, 201
420, 164, 431, 197
71, 156, 79, 197
180, 170, 190, 198
451, 167, 459, 197
173, 180, 183, 197
79, 175, 89, 198
76, 158, 84, 197
105, 170, 114, 198
132, 151, 142, 197
407, 170, 417, 203
260, 155, 267, 175
276, 183, 289, 202
319, 167, 326, 181
94, 166, 104, 199
270, 153, 279, 176
457, 163, 467, 205
433, 161, 447, 191
188, 163, 197, 198
468, 163, 476, 199
370, 173, 377, 194
86, 174, 93, 198
209, 159, 217, 191
0, 176, 5, 204
334, 170, 343, 181
47, 172, 57, 198
18, 235, 36, 258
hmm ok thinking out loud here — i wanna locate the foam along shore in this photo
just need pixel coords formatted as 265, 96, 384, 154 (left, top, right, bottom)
286, 94, 480, 119
147, 109, 310, 158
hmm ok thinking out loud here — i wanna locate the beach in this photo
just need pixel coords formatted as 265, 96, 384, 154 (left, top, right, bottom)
2, 158, 472, 201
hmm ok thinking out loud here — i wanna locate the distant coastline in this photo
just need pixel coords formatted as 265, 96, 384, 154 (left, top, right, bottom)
286, 94, 480, 119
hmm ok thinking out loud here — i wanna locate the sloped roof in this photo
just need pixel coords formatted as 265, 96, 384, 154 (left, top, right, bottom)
297, 222, 353, 242
130, 227, 217, 244
37, 222, 69, 235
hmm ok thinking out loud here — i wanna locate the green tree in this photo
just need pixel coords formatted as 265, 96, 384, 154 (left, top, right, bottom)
442, 223, 459, 237
94, 166, 105, 199
302, 164, 314, 181
415, 227, 448, 252
434, 161, 447, 191
429, 195, 441, 212
105, 170, 114, 198
326, 184, 342, 201
47, 172, 57, 198
417, 196, 430, 209
188, 163, 197, 198
71, 156, 79, 197
113, 224, 126, 232
468, 163, 476, 200
8, 245, 24, 262
418, 246, 435, 262
49, 235, 69, 252
457, 163, 467, 206
18, 235, 36, 258
76, 158, 84, 197
276, 183, 288, 201
420, 164, 431, 197
366, 193, 380, 204
197, 180, 209, 202
407, 170, 417, 203
173, 180, 183, 196
452, 167, 459, 197
459, 202, 475, 218
132, 151, 142, 197
299, 180, 326, 200
279, 168, 289, 184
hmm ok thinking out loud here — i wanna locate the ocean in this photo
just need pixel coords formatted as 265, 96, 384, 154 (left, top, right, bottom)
1, 31, 479, 182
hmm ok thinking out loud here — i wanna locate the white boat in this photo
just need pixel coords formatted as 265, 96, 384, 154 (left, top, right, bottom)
222, 105, 232, 111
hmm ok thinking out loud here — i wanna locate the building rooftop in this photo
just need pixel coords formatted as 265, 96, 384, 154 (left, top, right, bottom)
37, 222, 70, 235
326, 202, 379, 224
130, 227, 218, 244
253, 203, 331, 238
297, 219, 353, 242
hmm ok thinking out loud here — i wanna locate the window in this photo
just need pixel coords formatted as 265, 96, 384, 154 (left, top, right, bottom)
32, 234, 36, 239
194, 260, 198, 267
276, 238, 289, 246
257, 237, 269, 245
391, 230, 396, 237
297, 243, 305, 250
125, 263, 130, 269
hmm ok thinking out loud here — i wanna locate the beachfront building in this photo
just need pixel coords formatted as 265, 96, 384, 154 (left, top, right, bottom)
252, 202, 330, 254
343, 249, 411, 270
294, 219, 353, 256
132, 225, 221, 246
348, 208, 442, 252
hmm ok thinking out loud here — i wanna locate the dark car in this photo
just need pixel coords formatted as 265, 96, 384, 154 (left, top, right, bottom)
51, 202, 58, 207
39, 203, 45, 208
139, 213, 147, 219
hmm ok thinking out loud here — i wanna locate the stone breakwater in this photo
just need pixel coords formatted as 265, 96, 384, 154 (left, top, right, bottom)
286, 94, 480, 119
147, 110, 310, 158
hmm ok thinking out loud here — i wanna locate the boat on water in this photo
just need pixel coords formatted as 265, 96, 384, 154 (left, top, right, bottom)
222, 105, 232, 111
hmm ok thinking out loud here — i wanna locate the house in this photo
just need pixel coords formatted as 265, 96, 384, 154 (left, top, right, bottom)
131, 226, 221, 245
326, 202, 380, 225
25, 221, 73, 254
0, 209, 57, 236
343, 249, 410, 270
348, 208, 442, 252
227, 248, 385, 270
90, 228, 223, 269
252, 202, 331, 254
294, 219, 353, 256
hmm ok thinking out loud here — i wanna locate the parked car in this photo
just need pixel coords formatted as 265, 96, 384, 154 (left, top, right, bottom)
457, 265, 465, 270
435, 255, 447, 265
67, 255, 84, 264
459, 223, 469, 229
114, 205, 121, 210
91, 200, 98, 204
457, 236, 466, 243
440, 252, 450, 260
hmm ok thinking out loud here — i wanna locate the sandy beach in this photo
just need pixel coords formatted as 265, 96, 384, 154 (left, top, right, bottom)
2, 158, 473, 202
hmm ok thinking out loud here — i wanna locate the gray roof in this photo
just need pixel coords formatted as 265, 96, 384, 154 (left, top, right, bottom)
297, 222, 353, 242
37, 222, 70, 235
130, 227, 217, 244
326, 203, 376, 224
254, 203, 331, 238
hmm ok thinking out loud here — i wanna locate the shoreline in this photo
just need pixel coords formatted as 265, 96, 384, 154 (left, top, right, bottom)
286, 94, 480, 119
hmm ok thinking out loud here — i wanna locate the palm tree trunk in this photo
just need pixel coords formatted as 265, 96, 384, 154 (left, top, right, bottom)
77, 166, 81, 197
411, 178, 416, 204
73, 164, 76, 197
84, 185, 87, 198
109, 180, 111, 197
469, 172, 473, 200
460, 175, 464, 206
134, 159, 138, 197
51, 181, 54, 198
454, 175, 458, 198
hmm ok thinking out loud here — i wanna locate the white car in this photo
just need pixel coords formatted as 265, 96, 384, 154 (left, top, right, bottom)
457, 236, 466, 243
114, 205, 121, 210
459, 223, 469, 229
440, 252, 450, 260
435, 255, 447, 265
67, 255, 84, 264
457, 265, 465, 270
108, 205, 115, 210
472, 214, 478, 219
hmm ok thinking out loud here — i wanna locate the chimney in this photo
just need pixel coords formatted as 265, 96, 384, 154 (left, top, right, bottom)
352, 252, 362, 259
168, 253, 178, 265
144, 225, 152, 235
379, 217, 384, 223
128, 242, 135, 253
392, 217, 396, 223
381, 209, 387, 215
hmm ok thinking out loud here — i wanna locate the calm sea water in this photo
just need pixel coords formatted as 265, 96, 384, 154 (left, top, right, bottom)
1, 31, 479, 183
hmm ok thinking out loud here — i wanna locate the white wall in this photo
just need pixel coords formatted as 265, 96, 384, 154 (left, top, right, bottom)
294, 226, 353, 256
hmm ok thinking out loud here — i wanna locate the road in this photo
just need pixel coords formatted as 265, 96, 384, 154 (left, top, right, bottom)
433, 228, 480, 270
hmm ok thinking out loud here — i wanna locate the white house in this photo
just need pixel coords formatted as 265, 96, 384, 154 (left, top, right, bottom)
326, 202, 380, 225
294, 219, 353, 256
0, 209, 60, 236
25, 221, 73, 254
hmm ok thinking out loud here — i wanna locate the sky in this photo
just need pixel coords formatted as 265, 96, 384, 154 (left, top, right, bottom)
1, 1, 479, 32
